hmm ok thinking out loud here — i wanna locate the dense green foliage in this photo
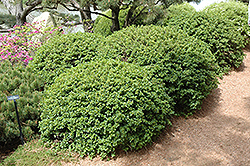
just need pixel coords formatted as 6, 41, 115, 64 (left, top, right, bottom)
203, 1, 249, 46
30, 32, 104, 85
97, 25, 219, 115
39, 59, 173, 159
238, 0, 248, 4
157, 2, 196, 25
0, 61, 44, 143
163, 7, 248, 73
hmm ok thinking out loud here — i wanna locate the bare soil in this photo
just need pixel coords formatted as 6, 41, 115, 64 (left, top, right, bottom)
64, 48, 250, 166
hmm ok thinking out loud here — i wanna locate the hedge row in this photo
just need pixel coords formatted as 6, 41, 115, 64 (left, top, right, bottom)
38, 25, 219, 158
160, 1, 249, 74
203, 1, 249, 42
2, 1, 248, 160
97, 25, 219, 115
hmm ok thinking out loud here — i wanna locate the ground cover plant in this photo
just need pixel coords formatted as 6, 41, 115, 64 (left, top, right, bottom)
162, 2, 248, 74
97, 25, 219, 115
0, 139, 77, 166
0, 61, 44, 143
39, 59, 174, 159
30, 32, 104, 85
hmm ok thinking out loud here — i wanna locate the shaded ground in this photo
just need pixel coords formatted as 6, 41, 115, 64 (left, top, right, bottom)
64, 49, 250, 166
0, 139, 21, 162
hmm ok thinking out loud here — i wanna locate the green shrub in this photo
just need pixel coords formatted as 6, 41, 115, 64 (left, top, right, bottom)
164, 10, 247, 73
93, 9, 127, 36
138, 5, 166, 26
39, 59, 173, 159
97, 25, 219, 115
203, 1, 249, 45
30, 32, 104, 85
157, 2, 196, 25
0, 61, 44, 143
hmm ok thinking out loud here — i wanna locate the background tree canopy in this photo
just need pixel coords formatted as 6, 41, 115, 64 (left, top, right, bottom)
1, 0, 202, 31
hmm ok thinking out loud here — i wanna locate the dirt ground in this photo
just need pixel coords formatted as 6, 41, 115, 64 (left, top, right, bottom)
63, 49, 250, 166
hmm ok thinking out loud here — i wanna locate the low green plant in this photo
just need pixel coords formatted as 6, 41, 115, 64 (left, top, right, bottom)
0, 139, 77, 166
97, 25, 219, 115
30, 32, 104, 85
0, 61, 44, 143
39, 59, 173, 159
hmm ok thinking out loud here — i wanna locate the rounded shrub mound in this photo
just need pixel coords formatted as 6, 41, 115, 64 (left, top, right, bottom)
203, 1, 249, 45
97, 25, 219, 115
164, 9, 247, 73
39, 59, 173, 159
157, 2, 196, 25
0, 61, 44, 143
30, 32, 104, 85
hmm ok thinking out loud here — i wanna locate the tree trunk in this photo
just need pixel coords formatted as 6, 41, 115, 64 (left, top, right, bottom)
79, 6, 91, 21
84, 4, 91, 20
125, 6, 137, 27
110, 5, 120, 32
1, 0, 16, 15
2, 0, 42, 26
1, 0, 26, 25
15, 0, 26, 25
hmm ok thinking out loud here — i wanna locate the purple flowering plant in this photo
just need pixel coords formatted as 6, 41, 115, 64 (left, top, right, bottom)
0, 21, 64, 65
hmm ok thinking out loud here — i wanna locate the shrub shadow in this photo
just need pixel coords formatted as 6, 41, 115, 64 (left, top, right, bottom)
109, 86, 250, 166
234, 62, 247, 72
0, 138, 21, 162
109, 88, 223, 165
191, 88, 221, 119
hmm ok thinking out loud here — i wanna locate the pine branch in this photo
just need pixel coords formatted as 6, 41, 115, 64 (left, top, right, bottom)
61, 2, 114, 20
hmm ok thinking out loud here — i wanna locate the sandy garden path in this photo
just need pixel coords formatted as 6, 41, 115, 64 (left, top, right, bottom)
65, 48, 250, 166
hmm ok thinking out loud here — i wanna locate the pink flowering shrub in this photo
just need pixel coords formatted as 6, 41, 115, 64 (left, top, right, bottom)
0, 21, 64, 65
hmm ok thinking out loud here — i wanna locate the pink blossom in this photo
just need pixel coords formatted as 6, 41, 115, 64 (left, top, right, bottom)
0, 21, 63, 65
